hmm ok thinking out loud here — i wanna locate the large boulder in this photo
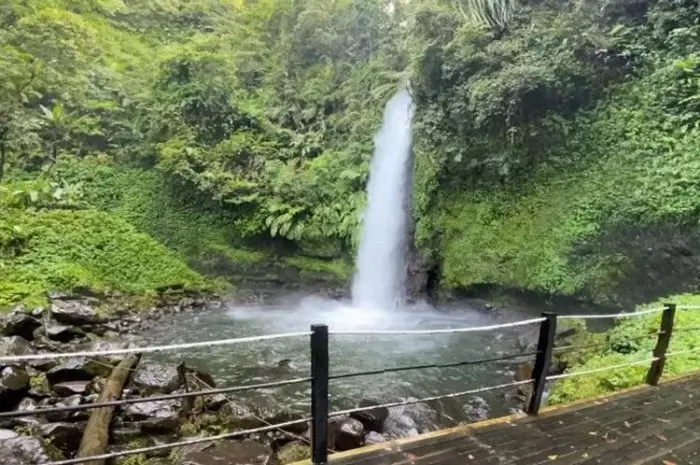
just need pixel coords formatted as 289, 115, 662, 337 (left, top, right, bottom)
334, 418, 364, 451
383, 409, 419, 440
124, 400, 181, 433
37, 423, 84, 454
350, 399, 389, 433
218, 402, 263, 430
0, 336, 36, 360
0, 366, 30, 411
132, 363, 182, 394
175, 440, 273, 465
50, 300, 102, 325
0, 435, 63, 465
1, 313, 42, 341
463, 396, 490, 422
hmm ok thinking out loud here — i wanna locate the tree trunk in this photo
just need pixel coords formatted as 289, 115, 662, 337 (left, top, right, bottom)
77, 354, 141, 465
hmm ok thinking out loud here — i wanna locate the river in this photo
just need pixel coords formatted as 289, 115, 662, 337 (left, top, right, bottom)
132, 292, 603, 430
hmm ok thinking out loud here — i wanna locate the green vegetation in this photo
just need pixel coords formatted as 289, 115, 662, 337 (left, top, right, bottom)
3, 0, 700, 321
0, 0, 402, 306
412, 0, 700, 305
550, 294, 700, 404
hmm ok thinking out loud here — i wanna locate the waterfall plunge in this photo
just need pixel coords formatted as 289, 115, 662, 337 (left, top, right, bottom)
351, 89, 414, 310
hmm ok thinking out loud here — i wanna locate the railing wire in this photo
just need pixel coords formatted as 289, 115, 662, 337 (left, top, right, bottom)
49, 417, 313, 465
558, 308, 664, 320
330, 317, 546, 335
546, 357, 658, 381
0, 331, 312, 364
0, 377, 312, 420
330, 351, 539, 381
329, 379, 533, 418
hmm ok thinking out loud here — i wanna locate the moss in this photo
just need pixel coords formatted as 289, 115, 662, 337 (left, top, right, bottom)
29, 373, 51, 396
0, 208, 207, 309
284, 256, 352, 283
276, 442, 311, 464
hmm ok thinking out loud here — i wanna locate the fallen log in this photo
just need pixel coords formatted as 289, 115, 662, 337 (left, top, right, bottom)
77, 353, 141, 465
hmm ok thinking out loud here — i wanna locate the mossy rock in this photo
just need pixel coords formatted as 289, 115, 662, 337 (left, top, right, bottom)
276, 442, 311, 464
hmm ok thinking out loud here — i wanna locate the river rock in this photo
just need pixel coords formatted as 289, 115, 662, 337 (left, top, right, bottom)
0, 435, 62, 464
335, 418, 365, 451
175, 440, 272, 465
38, 422, 84, 454
0, 336, 36, 360
52, 380, 90, 397
45, 395, 86, 422
364, 431, 386, 445
50, 300, 101, 325
0, 429, 18, 439
124, 400, 181, 432
383, 409, 419, 440
276, 442, 310, 464
46, 358, 110, 384
28, 373, 52, 397
0, 366, 30, 411
350, 399, 389, 433
132, 363, 182, 394
1, 313, 42, 340
218, 402, 262, 430
205, 393, 229, 411
463, 396, 490, 422
44, 323, 85, 343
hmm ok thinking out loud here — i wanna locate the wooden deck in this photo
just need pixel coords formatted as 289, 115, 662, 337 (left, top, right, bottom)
324, 375, 700, 465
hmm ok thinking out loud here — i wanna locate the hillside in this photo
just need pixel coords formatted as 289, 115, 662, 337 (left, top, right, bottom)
2, 0, 700, 308
411, 0, 700, 306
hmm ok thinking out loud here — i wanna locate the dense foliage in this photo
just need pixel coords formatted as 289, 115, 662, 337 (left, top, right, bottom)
412, 0, 700, 305
3, 0, 700, 310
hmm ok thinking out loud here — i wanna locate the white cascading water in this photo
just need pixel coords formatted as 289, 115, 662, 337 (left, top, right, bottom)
351, 88, 414, 310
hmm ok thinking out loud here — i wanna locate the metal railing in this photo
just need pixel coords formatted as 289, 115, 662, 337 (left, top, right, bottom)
1, 303, 697, 465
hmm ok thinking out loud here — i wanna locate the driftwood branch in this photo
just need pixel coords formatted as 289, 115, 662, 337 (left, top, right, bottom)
77, 354, 141, 465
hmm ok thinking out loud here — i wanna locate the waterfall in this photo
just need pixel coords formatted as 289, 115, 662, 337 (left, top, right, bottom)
351, 89, 414, 310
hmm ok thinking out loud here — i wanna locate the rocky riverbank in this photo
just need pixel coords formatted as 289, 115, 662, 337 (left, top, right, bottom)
0, 291, 578, 465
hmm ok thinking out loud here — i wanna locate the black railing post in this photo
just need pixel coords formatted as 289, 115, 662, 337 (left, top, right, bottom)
526, 312, 557, 415
646, 303, 676, 386
310, 324, 329, 465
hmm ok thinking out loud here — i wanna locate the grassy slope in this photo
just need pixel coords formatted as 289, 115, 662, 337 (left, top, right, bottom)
549, 293, 700, 404
54, 157, 353, 285
0, 208, 208, 308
